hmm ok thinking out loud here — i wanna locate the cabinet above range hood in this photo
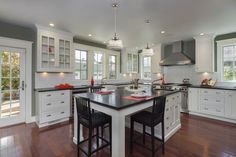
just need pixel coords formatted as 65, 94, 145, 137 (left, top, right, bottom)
160, 40, 195, 66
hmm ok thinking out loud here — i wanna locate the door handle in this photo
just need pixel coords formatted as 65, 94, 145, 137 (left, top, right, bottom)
21, 81, 25, 91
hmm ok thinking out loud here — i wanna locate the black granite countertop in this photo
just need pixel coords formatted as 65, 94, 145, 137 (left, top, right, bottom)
190, 85, 236, 90
74, 87, 178, 110
35, 85, 100, 92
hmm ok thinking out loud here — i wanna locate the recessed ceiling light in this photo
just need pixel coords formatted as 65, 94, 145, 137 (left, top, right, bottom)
49, 23, 54, 27
88, 34, 92, 37
103, 41, 106, 44
200, 33, 205, 36
161, 31, 165, 34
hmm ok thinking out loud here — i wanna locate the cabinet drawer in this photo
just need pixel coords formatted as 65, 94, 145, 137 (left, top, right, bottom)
41, 100, 69, 113
200, 96, 225, 104
41, 90, 70, 104
200, 104, 224, 116
200, 89, 225, 96
40, 107, 70, 123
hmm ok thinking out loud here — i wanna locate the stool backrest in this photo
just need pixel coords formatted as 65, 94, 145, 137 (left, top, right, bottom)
152, 97, 166, 121
90, 86, 102, 93
75, 97, 91, 122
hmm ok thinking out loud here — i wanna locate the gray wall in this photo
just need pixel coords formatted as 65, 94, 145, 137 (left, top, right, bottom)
0, 21, 37, 116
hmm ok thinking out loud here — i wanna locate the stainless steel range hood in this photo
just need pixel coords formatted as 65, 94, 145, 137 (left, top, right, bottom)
160, 41, 195, 66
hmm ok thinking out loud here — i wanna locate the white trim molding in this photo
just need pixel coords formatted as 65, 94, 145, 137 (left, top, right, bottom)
0, 36, 34, 124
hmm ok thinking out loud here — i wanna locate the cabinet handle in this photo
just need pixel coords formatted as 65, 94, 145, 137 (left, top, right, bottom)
61, 112, 65, 114
61, 93, 65, 95
204, 99, 208, 101
166, 108, 169, 111
46, 103, 51, 106
61, 101, 65, 104
204, 107, 208, 110
216, 109, 221, 112
204, 91, 208, 93
216, 92, 220, 94
166, 127, 169, 130
216, 100, 221, 103
229, 95, 232, 97
47, 114, 52, 117
47, 94, 51, 97
175, 106, 178, 108
172, 97, 175, 100
166, 117, 169, 120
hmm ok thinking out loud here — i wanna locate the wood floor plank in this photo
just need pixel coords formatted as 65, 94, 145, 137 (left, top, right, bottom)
0, 114, 236, 157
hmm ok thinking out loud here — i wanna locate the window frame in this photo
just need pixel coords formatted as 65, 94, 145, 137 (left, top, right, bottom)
93, 52, 104, 80
141, 55, 152, 80
74, 49, 88, 80
108, 55, 117, 79
217, 38, 236, 82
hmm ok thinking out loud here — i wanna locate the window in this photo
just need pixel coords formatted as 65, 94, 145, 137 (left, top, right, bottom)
75, 50, 88, 80
222, 45, 236, 81
93, 52, 104, 80
108, 55, 117, 79
127, 53, 138, 73
142, 56, 151, 80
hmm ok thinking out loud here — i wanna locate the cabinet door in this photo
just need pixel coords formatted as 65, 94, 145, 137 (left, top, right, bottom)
58, 39, 71, 71
40, 34, 56, 70
225, 91, 236, 119
132, 54, 138, 72
188, 88, 199, 112
127, 53, 132, 73
194, 35, 214, 72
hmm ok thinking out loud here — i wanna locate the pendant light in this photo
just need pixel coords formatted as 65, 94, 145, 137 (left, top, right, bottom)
142, 20, 154, 56
107, 2, 123, 50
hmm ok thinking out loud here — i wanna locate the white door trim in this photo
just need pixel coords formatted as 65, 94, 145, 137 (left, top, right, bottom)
0, 36, 33, 124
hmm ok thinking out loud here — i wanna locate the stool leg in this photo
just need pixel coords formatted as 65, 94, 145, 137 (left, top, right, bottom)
88, 127, 92, 157
161, 121, 165, 154
143, 125, 146, 144
151, 126, 155, 157
130, 118, 134, 154
96, 127, 99, 149
101, 125, 104, 138
109, 121, 112, 154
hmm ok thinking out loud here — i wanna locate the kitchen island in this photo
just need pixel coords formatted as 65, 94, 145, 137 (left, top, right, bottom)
73, 87, 181, 157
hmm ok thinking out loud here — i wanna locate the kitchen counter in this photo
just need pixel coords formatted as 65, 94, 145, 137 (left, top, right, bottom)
74, 87, 178, 110
35, 85, 101, 92
190, 85, 236, 90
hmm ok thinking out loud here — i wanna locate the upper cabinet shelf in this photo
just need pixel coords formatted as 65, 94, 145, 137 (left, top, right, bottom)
36, 25, 73, 72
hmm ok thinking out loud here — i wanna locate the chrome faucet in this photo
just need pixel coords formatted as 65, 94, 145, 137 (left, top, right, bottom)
151, 78, 163, 89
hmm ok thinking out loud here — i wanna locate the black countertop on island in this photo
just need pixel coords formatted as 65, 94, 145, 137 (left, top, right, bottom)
74, 87, 179, 110
190, 85, 236, 91
35, 85, 98, 92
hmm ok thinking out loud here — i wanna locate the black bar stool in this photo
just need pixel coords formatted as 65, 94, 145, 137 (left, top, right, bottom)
75, 97, 112, 157
130, 96, 166, 157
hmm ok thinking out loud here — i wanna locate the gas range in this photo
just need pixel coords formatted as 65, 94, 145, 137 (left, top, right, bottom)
160, 83, 191, 92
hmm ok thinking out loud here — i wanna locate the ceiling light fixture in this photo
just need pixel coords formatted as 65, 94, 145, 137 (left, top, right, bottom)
200, 33, 205, 36
88, 34, 92, 37
49, 23, 54, 27
142, 20, 154, 56
107, 2, 123, 50
161, 31, 165, 34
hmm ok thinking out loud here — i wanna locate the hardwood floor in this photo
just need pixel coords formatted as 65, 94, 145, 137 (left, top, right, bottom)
0, 114, 236, 157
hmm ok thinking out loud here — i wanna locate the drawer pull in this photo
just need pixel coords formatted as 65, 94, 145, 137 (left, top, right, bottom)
47, 114, 52, 117
166, 117, 169, 120
216, 92, 220, 94
175, 106, 178, 108
204, 99, 208, 101
47, 94, 51, 97
61, 101, 65, 104
166, 127, 169, 130
216, 109, 221, 112
46, 103, 51, 106
61, 112, 65, 114
216, 100, 221, 102
204, 91, 208, 93
61, 93, 65, 95
172, 97, 175, 100
204, 107, 208, 110
166, 108, 169, 111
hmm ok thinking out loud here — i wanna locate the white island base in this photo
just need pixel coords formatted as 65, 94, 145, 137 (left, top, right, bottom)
73, 92, 181, 157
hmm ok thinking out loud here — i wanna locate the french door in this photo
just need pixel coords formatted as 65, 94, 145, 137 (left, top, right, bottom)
0, 46, 25, 127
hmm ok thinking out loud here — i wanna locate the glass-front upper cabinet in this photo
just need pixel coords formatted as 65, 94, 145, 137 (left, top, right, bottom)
127, 53, 139, 73
36, 25, 73, 72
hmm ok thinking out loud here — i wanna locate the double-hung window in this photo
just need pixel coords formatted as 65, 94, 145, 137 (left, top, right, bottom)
142, 56, 151, 80
93, 52, 104, 80
108, 55, 117, 79
221, 44, 236, 81
75, 50, 88, 80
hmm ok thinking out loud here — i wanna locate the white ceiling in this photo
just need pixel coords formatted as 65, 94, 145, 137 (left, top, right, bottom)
0, 0, 236, 49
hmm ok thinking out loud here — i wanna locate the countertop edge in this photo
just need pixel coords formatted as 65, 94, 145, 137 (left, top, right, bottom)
189, 85, 236, 91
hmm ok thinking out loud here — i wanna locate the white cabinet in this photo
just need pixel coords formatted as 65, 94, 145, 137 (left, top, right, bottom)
127, 53, 139, 73
194, 35, 214, 72
36, 25, 73, 72
225, 91, 236, 119
188, 88, 199, 112
164, 92, 181, 135
36, 90, 71, 128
